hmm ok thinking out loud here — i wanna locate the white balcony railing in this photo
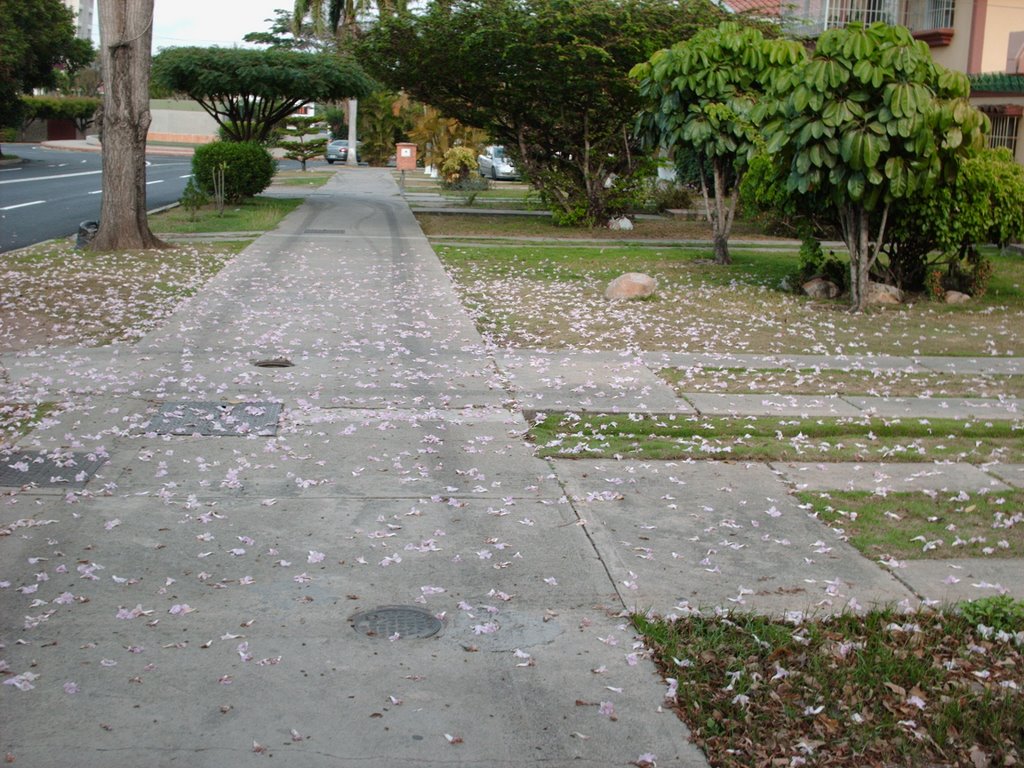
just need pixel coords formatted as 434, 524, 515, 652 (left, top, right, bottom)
783, 0, 899, 35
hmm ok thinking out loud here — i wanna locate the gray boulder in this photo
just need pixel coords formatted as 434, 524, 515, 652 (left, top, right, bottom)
802, 276, 840, 299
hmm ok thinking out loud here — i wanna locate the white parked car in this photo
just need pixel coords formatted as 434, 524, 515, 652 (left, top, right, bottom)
477, 145, 519, 180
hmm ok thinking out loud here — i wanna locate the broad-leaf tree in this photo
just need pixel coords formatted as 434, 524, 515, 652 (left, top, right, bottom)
764, 22, 987, 311
0, 0, 94, 156
150, 47, 373, 144
359, 0, 722, 226
632, 21, 805, 263
93, 0, 165, 251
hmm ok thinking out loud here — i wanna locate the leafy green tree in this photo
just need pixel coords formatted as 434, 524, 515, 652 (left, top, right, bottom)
151, 47, 373, 143
0, 0, 94, 155
632, 21, 805, 264
276, 116, 329, 171
359, 0, 723, 226
764, 22, 987, 311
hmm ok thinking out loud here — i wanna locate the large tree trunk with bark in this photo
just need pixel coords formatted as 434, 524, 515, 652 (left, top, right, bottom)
839, 203, 889, 313
91, 0, 166, 251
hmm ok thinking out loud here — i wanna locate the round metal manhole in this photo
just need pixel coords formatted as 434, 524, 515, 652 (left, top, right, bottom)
350, 605, 443, 640
252, 357, 295, 368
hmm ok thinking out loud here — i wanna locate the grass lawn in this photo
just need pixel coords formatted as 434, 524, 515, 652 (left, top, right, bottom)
529, 413, 1024, 463
0, 239, 245, 350
437, 242, 1024, 357
149, 196, 303, 234
660, 366, 1024, 398
633, 606, 1023, 768
800, 489, 1024, 560
271, 170, 334, 188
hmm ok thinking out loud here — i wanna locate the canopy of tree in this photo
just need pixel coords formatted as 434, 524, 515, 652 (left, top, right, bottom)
359, 0, 723, 225
633, 21, 805, 263
0, 0, 94, 142
151, 47, 375, 143
762, 22, 987, 311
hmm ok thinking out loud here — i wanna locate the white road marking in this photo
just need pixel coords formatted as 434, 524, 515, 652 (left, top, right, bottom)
1, 200, 45, 211
89, 190, 103, 195
0, 169, 102, 185
146, 180, 165, 185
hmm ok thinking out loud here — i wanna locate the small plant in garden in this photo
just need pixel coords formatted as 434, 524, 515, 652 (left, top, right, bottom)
179, 177, 209, 222
440, 146, 478, 186
960, 595, 1024, 633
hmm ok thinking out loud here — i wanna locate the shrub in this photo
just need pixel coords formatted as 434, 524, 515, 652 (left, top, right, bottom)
191, 141, 276, 202
440, 146, 478, 186
793, 235, 847, 292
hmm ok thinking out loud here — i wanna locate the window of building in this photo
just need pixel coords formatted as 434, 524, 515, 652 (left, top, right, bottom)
904, 0, 954, 30
988, 113, 1021, 154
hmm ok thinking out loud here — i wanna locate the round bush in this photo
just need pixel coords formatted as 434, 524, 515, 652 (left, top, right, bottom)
191, 141, 276, 202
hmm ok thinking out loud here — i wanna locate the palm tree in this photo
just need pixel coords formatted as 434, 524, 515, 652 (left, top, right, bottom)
293, 0, 407, 166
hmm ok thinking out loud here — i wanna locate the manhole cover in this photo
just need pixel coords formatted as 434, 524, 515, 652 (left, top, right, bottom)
253, 357, 295, 368
145, 401, 282, 436
351, 606, 443, 639
0, 451, 107, 488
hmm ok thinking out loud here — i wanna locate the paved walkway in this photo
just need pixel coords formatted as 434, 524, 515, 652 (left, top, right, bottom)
1, 168, 1021, 767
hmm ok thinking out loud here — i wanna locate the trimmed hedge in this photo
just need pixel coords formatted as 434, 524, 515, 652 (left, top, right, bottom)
191, 141, 276, 202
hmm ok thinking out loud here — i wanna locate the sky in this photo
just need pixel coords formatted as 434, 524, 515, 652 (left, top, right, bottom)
151, 0, 287, 51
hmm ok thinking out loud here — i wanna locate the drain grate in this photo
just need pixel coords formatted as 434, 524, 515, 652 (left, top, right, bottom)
305, 228, 346, 234
0, 451, 107, 488
145, 401, 282, 436
253, 357, 295, 368
351, 606, 443, 639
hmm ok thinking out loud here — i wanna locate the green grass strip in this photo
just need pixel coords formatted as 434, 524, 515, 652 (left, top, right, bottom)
529, 413, 1024, 463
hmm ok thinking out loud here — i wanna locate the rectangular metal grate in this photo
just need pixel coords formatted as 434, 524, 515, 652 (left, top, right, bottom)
145, 402, 282, 437
0, 451, 107, 488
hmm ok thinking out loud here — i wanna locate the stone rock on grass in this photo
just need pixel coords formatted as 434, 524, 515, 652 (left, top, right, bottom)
945, 290, 971, 304
605, 272, 656, 301
802, 277, 840, 300
867, 282, 903, 305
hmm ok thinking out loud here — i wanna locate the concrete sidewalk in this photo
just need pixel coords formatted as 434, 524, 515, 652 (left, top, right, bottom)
1, 167, 1021, 767
0, 168, 703, 767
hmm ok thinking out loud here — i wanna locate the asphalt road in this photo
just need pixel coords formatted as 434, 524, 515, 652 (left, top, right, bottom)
0, 144, 198, 253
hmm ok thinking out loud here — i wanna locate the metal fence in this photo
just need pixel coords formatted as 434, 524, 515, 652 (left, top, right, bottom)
784, 0, 898, 35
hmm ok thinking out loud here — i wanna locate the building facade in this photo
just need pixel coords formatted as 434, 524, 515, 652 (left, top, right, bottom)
61, 0, 94, 41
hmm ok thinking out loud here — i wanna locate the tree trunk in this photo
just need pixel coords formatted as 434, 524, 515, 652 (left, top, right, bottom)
346, 98, 358, 166
705, 158, 736, 265
91, 0, 166, 252
839, 204, 889, 313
